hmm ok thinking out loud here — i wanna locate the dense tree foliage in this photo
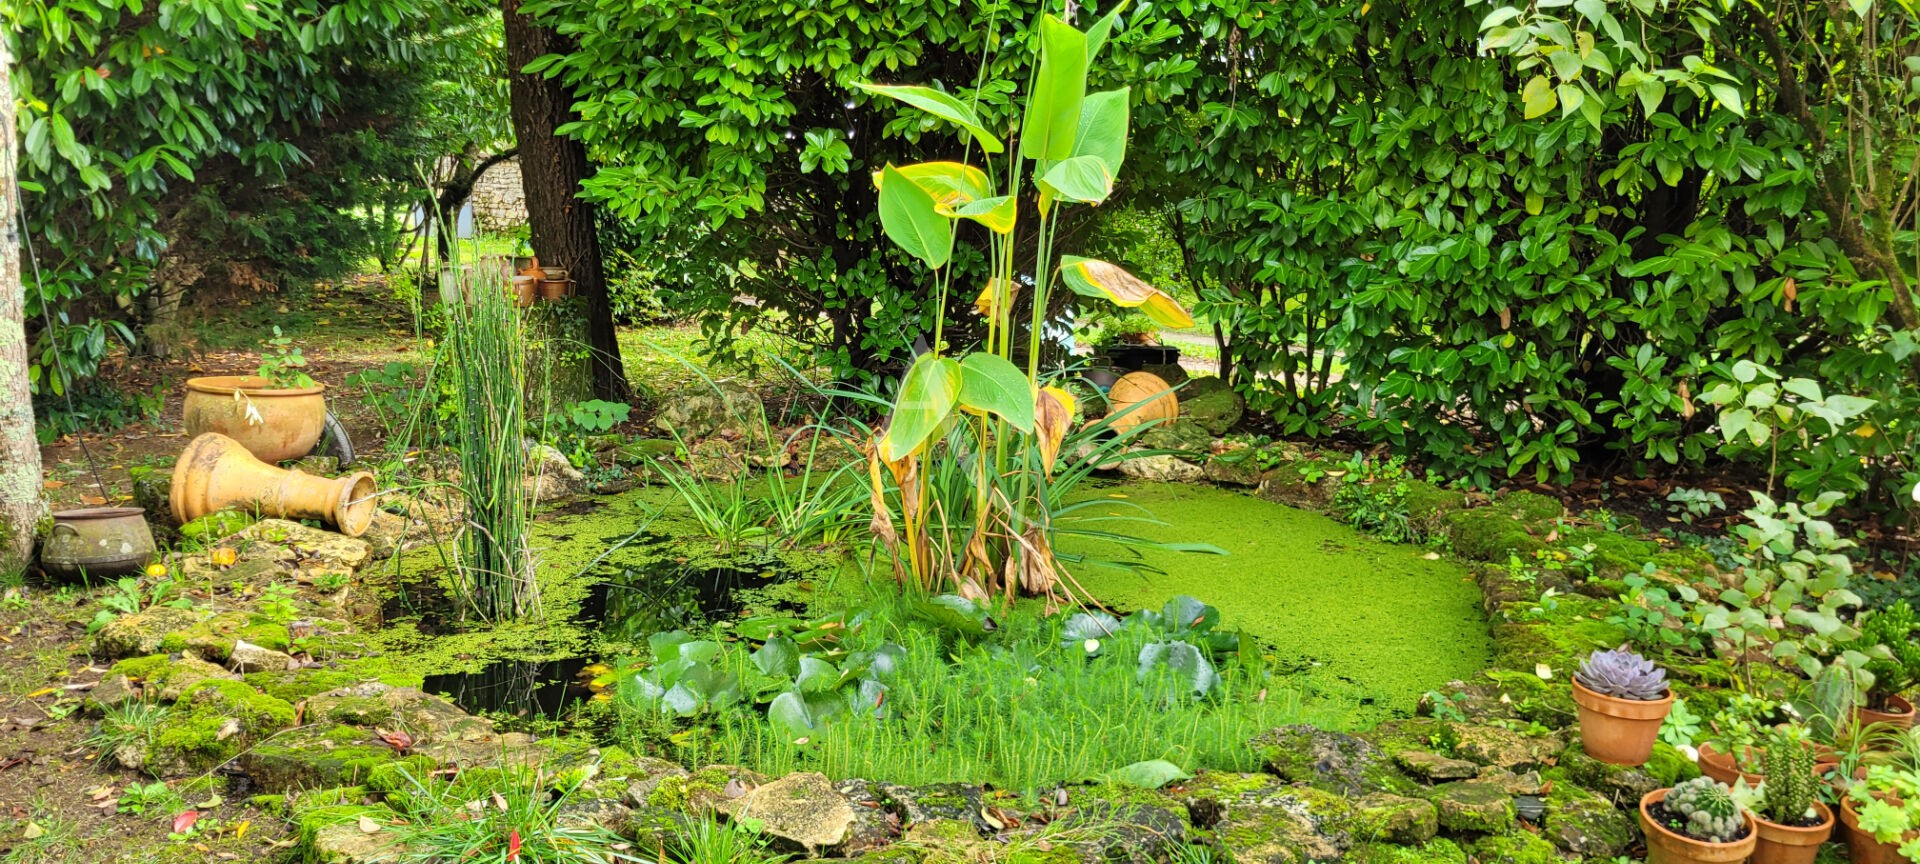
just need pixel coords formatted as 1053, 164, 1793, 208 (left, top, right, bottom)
6, 0, 497, 394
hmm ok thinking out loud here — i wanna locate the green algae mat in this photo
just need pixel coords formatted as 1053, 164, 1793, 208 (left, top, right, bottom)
1059, 481, 1492, 724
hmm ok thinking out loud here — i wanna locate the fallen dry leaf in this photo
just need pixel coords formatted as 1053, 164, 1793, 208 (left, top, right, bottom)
357, 815, 381, 834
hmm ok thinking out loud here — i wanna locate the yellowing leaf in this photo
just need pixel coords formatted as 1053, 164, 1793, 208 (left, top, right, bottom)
974, 279, 1017, 318
1057, 256, 1195, 328
1035, 386, 1076, 476
1522, 74, 1556, 119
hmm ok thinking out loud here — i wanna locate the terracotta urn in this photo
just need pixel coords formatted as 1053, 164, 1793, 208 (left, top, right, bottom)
1572, 677, 1673, 766
1106, 371, 1178, 431
170, 433, 377, 537
183, 375, 328, 463
1856, 695, 1916, 732
39, 507, 156, 580
537, 277, 574, 301
1751, 800, 1833, 864
1640, 788, 1758, 864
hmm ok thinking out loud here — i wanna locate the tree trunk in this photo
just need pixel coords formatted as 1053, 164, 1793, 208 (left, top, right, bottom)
501, 0, 628, 401
0, 38, 47, 576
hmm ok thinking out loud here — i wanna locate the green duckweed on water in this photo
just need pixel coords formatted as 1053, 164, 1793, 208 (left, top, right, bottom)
1059, 481, 1492, 723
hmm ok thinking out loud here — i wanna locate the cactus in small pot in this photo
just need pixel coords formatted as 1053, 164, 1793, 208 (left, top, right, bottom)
1571, 646, 1674, 766
1667, 777, 1747, 842
1748, 726, 1834, 864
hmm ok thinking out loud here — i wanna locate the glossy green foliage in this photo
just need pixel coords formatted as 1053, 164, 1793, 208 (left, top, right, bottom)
9, 0, 490, 396
1116, 0, 1918, 500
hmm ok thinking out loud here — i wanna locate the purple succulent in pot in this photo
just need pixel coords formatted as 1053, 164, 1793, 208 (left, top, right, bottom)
1576, 647, 1668, 701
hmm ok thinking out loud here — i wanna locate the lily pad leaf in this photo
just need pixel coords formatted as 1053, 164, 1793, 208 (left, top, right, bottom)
1103, 759, 1192, 789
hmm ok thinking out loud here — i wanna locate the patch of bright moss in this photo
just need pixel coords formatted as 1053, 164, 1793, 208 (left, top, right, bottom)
1060, 482, 1492, 723
147, 680, 296, 773
1347, 839, 1469, 864
235, 621, 291, 652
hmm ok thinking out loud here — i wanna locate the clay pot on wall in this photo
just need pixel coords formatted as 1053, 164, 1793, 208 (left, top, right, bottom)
1640, 789, 1758, 864
183, 376, 328, 463
512, 275, 538, 308
537, 278, 575, 301
1106, 371, 1178, 431
1856, 695, 1916, 732
38, 507, 156, 579
1697, 743, 1766, 787
170, 433, 378, 537
1572, 677, 1674, 766
1750, 800, 1833, 864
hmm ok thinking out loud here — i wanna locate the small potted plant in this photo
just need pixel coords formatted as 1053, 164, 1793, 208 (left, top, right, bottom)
1857, 601, 1920, 731
1743, 726, 1835, 864
1699, 694, 1776, 786
1641, 776, 1758, 864
1572, 646, 1674, 766
182, 326, 328, 463
1840, 765, 1920, 864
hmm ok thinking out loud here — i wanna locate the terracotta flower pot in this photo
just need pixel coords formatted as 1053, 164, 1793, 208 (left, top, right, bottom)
1839, 796, 1911, 864
1751, 801, 1834, 864
38, 507, 156, 580
1106, 371, 1178, 431
1697, 743, 1766, 787
512, 275, 538, 308
1641, 788, 1758, 864
537, 278, 574, 301
183, 375, 328, 463
1573, 678, 1674, 766
1855, 695, 1916, 732
170, 433, 377, 537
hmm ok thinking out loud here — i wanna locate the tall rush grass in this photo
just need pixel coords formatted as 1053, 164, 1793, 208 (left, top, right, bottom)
443, 262, 539, 621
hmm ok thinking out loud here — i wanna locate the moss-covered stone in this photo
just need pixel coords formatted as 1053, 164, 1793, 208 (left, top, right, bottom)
1542, 781, 1635, 858
1346, 839, 1469, 864
93, 606, 200, 658
298, 802, 404, 863
145, 679, 296, 775
1423, 781, 1515, 834
1252, 726, 1417, 796
646, 764, 766, 813
1469, 831, 1562, 864
1444, 508, 1547, 562
1353, 793, 1440, 845
233, 723, 406, 793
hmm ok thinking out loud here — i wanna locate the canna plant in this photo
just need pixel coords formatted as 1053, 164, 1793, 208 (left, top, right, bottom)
858, 2, 1192, 601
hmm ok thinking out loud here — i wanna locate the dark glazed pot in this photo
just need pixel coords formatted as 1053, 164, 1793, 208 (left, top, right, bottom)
40, 507, 156, 580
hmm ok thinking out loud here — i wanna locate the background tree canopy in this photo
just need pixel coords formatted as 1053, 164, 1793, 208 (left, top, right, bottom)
7, 0, 499, 396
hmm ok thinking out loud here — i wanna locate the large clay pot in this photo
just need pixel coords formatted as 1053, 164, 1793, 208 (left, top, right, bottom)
1107, 371, 1178, 431
39, 507, 156, 580
1840, 796, 1910, 864
170, 433, 377, 537
1855, 695, 1915, 732
1573, 677, 1673, 766
183, 376, 327, 463
1752, 801, 1834, 864
1697, 743, 1766, 786
1641, 788, 1758, 864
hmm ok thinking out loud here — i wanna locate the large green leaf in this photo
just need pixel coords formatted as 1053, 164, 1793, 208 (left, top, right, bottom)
877, 164, 954, 269
854, 82, 1005, 154
1072, 87, 1130, 176
1137, 640, 1219, 697
952, 195, 1017, 234
1085, 1, 1130, 60
957, 352, 1036, 432
1058, 256, 1195, 327
875, 162, 994, 215
881, 354, 962, 461
1019, 15, 1088, 162
1038, 155, 1115, 206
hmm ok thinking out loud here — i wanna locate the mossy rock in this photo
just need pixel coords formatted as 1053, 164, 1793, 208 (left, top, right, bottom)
1422, 781, 1516, 834
1346, 839, 1469, 864
1468, 832, 1562, 864
106, 653, 240, 704
1212, 786, 1353, 864
1542, 781, 1635, 858
1551, 739, 1695, 806
1444, 508, 1547, 563
146, 679, 296, 775
1353, 793, 1440, 845
1138, 419, 1214, 453
156, 610, 252, 661
1181, 380, 1245, 437
234, 723, 406, 793
300, 802, 405, 863
93, 606, 201, 658
878, 782, 989, 831
1251, 725, 1417, 796
1403, 481, 1470, 534
646, 764, 768, 813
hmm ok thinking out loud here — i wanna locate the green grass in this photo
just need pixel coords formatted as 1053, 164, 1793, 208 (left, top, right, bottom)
621, 587, 1351, 798
379, 765, 635, 864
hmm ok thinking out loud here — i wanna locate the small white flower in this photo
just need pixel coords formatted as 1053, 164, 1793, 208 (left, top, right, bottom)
1083, 638, 1100, 654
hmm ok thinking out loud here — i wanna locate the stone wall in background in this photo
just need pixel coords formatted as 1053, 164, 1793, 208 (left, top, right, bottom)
469, 156, 527, 234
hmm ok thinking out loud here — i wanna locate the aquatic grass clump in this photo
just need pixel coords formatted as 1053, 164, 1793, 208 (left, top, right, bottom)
617, 590, 1350, 797
443, 264, 538, 621
378, 763, 634, 863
